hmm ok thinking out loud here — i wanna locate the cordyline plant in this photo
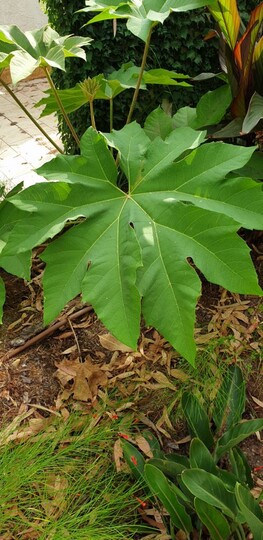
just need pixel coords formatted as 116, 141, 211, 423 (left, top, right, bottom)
0, 0, 263, 365
206, 0, 263, 136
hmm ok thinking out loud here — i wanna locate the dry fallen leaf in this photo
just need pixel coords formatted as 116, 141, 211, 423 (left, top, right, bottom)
135, 435, 154, 458
251, 396, 263, 408
113, 439, 123, 472
99, 333, 134, 352
55, 357, 108, 402
152, 371, 176, 391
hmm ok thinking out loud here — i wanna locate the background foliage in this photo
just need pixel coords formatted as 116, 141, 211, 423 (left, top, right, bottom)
42, 0, 258, 153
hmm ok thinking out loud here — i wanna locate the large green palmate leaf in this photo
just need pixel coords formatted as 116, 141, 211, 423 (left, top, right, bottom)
0, 25, 92, 84
1, 124, 263, 363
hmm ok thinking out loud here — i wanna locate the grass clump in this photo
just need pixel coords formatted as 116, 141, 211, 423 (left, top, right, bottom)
0, 414, 144, 539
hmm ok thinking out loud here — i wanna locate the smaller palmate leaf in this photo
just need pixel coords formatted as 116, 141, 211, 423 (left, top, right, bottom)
81, 0, 214, 41
0, 25, 92, 84
36, 70, 143, 117
194, 498, 232, 540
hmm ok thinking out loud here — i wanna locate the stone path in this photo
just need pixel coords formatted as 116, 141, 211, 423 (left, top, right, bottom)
0, 79, 61, 192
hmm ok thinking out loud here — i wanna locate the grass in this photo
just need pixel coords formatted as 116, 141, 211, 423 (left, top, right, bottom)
0, 414, 149, 540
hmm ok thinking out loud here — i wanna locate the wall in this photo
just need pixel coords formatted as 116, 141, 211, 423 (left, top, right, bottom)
0, 0, 48, 31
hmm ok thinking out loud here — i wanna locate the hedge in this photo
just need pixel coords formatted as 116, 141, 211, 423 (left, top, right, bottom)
42, 0, 258, 153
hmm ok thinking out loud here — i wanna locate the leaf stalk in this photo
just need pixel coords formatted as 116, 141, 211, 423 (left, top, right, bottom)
89, 99, 96, 130
0, 77, 63, 154
126, 25, 153, 125
43, 67, 80, 146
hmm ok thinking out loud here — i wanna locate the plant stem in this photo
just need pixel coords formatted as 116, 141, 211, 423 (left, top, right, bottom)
109, 98, 114, 132
126, 25, 153, 125
43, 67, 80, 146
0, 77, 63, 154
89, 99, 96, 130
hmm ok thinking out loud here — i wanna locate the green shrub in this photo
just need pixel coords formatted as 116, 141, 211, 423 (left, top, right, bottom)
42, 0, 258, 153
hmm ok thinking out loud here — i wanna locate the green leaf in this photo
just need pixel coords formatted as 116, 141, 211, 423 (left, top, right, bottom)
213, 365, 245, 432
147, 457, 187, 482
0, 25, 91, 84
144, 464, 193, 533
182, 469, 238, 518
173, 106, 197, 128
2, 125, 263, 362
36, 68, 142, 117
195, 85, 232, 127
0, 192, 31, 280
122, 440, 145, 482
235, 483, 263, 540
103, 123, 150, 188
81, 0, 215, 41
143, 68, 191, 86
194, 498, 232, 540
144, 107, 174, 140
242, 92, 263, 134
189, 438, 217, 474
229, 151, 263, 181
208, 0, 241, 50
214, 419, 263, 462
182, 393, 214, 449
229, 448, 253, 488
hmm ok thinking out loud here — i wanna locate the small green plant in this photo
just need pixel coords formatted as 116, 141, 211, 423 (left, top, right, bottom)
122, 366, 263, 539
0, 1, 262, 365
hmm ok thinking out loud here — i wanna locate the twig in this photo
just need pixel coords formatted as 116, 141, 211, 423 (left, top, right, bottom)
67, 317, 82, 360
1, 306, 93, 361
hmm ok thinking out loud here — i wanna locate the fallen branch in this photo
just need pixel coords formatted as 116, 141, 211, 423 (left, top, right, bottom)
1, 305, 93, 361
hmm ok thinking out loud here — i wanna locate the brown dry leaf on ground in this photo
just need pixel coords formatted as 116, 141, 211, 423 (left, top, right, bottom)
55, 356, 108, 402
206, 291, 263, 356
99, 332, 134, 352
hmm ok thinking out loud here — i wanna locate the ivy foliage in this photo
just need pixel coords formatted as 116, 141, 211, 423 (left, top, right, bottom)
42, 0, 258, 152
